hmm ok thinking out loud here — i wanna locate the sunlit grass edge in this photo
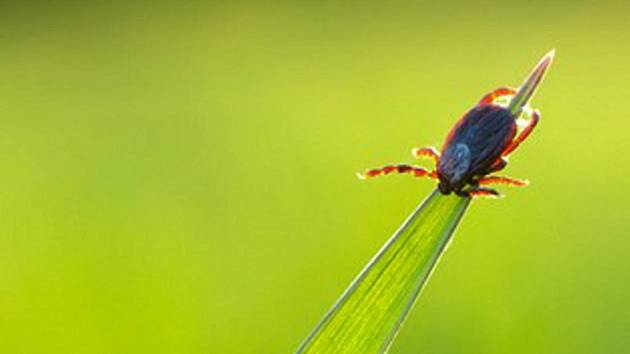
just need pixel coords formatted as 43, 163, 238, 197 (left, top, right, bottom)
296, 189, 471, 354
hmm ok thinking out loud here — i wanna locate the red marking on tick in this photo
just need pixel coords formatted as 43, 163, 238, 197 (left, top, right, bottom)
358, 50, 554, 198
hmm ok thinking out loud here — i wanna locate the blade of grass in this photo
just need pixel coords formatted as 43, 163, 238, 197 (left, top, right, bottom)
296, 189, 471, 354
508, 49, 555, 116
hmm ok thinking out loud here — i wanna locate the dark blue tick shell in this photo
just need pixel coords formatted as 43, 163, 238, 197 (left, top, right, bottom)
437, 104, 517, 193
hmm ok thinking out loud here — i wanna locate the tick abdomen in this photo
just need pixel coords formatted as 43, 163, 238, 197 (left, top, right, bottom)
439, 105, 516, 183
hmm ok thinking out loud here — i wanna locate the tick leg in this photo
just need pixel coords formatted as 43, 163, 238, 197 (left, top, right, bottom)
487, 157, 508, 173
502, 110, 540, 156
357, 164, 438, 179
478, 87, 517, 105
411, 146, 440, 164
468, 187, 502, 198
478, 176, 529, 187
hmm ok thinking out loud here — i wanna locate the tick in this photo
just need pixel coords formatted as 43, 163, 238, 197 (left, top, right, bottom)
358, 50, 554, 198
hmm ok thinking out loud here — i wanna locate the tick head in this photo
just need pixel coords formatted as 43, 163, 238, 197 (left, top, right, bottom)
437, 180, 453, 194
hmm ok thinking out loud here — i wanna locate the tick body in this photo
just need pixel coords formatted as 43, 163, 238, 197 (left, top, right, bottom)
359, 51, 554, 198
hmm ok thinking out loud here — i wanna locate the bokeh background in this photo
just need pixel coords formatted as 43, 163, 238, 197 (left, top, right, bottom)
0, 1, 629, 353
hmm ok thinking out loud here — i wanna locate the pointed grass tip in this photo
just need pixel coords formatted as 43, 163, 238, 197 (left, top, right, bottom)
508, 49, 555, 115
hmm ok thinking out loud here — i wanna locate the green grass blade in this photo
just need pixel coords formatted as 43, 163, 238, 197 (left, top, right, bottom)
296, 189, 471, 354
507, 49, 555, 116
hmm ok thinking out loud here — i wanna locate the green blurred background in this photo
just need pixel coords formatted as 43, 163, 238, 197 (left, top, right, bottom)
0, 1, 628, 353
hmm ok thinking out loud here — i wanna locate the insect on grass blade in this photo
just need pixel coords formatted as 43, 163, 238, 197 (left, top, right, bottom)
296, 50, 554, 354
